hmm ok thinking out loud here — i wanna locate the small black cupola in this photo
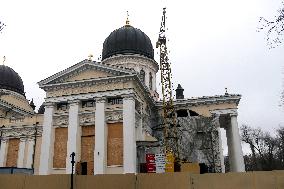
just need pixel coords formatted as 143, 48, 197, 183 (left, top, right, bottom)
29, 98, 36, 110
175, 84, 184, 99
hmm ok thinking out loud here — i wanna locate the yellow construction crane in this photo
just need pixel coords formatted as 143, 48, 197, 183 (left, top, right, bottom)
156, 8, 180, 170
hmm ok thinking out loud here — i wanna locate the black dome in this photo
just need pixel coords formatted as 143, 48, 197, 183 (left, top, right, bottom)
102, 25, 154, 60
0, 65, 25, 95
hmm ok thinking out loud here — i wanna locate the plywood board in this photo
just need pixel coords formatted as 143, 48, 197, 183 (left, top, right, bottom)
273, 170, 284, 188
191, 172, 254, 189
53, 127, 68, 168
6, 138, 20, 167
0, 175, 26, 189
82, 126, 95, 137
252, 171, 277, 189
136, 172, 192, 189
81, 126, 95, 175
107, 122, 123, 166
24, 175, 70, 189
76, 174, 136, 189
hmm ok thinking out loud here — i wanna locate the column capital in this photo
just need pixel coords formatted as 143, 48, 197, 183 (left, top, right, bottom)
122, 94, 136, 101
44, 102, 56, 108
1, 138, 8, 143
95, 97, 107, 103
68, 100, 80, 106
20, 138, 27, 142
229, 113, 238, 117
27, 137, 35, 142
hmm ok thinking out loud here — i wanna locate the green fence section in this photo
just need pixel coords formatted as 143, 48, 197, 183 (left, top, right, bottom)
0, 171, 284, 189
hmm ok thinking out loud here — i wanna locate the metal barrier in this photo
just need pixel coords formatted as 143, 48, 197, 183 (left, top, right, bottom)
0, 167, 33, 174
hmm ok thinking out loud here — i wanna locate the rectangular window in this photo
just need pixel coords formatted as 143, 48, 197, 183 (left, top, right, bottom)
57, 103, 68, 111
82, 100, 96, 108
107, 97, 123, 105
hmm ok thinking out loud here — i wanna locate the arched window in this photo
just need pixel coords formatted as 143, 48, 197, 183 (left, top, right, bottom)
139, 69, 145, 83
149, 72, 153, 90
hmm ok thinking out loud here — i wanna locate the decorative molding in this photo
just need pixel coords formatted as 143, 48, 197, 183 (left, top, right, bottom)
44, 76, 135, 98
53, 117, 68, 126
79, 114, 95, 124
210, 108, 238, 116
106, 111, 123, 122
0, 99, 34, 116
45, 89, 134, 103
156, 95, 241, 109
1, 126, 43, 138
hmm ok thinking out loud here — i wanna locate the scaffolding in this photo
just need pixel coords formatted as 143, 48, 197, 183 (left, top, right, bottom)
156, 8, 179, 162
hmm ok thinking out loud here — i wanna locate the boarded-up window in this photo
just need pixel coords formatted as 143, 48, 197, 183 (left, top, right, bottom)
107, 122, 123, 166
53, 127, 68, 168
81, 126, 95, 175
6, 138, 20, 167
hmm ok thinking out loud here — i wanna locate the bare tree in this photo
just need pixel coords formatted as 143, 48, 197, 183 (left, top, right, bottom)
241, 125, 263, 170
0, 21, 5, 33
241, 124, 284, 171
276, 127, 284, 167
258, 1, 284, 48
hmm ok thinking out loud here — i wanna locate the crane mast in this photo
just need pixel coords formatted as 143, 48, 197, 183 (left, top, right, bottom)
156, 8, 179, 162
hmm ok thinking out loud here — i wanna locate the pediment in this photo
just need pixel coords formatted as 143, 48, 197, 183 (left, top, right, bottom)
38, 59, 136, 86
64, 68, 113, 82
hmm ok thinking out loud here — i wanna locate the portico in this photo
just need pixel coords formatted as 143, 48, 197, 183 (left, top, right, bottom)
38, 92, 138, 175
213, 109, 245, 172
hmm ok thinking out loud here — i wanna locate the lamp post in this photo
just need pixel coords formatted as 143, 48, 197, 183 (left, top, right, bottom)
70, 152, 75, 189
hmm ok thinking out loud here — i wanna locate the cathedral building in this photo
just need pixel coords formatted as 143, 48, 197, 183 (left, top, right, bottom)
0, 20, 245, 175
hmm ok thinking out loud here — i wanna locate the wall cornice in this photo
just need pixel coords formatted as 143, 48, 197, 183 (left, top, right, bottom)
155, 94, 241, 108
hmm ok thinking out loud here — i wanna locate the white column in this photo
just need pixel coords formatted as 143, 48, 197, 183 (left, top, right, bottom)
217, 127, 225, 173
17, 138, 26, 168
123, 95, 136, 173
145, 70, 150, 89
66, 100, 81, 174
39, 103, 55, 175
0, 139, 8, 167
25, 138, 35, 168
94, 98, 106, 174
226, 123, 233, 171
226, 113, 245, 172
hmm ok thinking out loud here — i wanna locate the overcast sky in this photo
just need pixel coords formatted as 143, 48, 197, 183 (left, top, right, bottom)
1, 0, 284, 152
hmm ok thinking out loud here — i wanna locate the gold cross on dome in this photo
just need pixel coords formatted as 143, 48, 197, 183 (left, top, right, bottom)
125, 11, 130, 26
2, 56, 6, 65
88, 54, 93, 61
225, 87, 228, 95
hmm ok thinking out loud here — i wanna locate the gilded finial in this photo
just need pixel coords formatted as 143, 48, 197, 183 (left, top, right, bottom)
225, 87, 228, 95
2, 56, 6, 65
125, 11, 130, 26
88, 54, 93, 61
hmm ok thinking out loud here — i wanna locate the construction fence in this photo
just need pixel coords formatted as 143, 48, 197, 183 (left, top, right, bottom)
0, 171, 284, 189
